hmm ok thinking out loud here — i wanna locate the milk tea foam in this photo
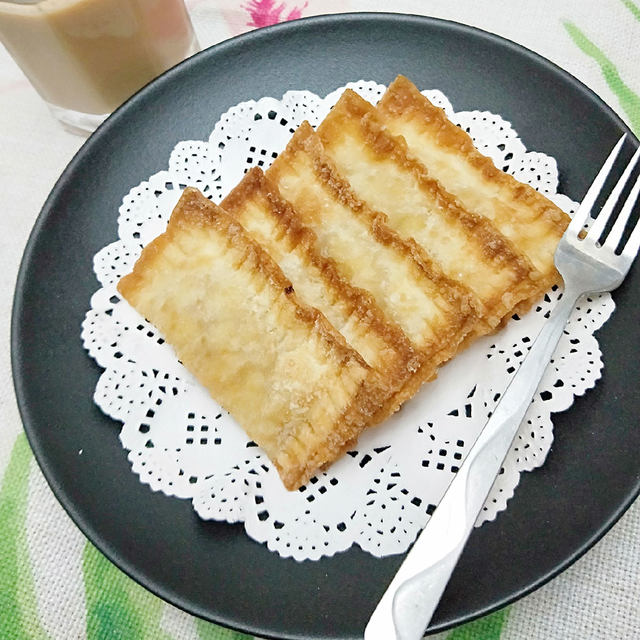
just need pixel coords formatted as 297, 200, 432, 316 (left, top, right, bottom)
0, 0, 198, 115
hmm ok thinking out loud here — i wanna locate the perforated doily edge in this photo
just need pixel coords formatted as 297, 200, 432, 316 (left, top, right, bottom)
81, 82, 615, 561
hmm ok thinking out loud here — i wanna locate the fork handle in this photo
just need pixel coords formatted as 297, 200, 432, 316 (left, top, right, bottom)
365, 286, 580, 640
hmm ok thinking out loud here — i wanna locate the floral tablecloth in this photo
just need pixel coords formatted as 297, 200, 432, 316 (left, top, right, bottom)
1, 1, 639, 638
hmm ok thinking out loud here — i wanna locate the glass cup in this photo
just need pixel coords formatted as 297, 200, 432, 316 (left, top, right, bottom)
0, 0, 199, 133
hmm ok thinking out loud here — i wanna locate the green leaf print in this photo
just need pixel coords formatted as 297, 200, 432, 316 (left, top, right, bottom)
196, 618, 253, 640
0, 434, 49, 640
446, 606, 510, 640
621, 0, 640, 22
82, 542, 172, 640
563, 19, 640, 135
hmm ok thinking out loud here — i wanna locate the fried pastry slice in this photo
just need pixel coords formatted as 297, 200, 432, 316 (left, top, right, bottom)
316, 89, 540, 332
117, 187, 376, 490
221, 168, 422, 420
376, 75, 569, 299
266, 122, 478, 377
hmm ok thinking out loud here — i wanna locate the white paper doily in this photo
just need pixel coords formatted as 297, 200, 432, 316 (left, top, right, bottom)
81, 81, 615, 561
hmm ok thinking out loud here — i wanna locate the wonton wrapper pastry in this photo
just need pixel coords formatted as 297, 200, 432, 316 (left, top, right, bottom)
376, 75, 570, 302
267, 122, 478, 377
221, 168, 423, 421
117, 188, 378, 490
316, 89, 541, 332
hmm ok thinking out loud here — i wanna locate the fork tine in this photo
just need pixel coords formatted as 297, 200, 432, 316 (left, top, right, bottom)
604, 147, 640, 250
567, 134, 626, 236
589, 146, 640, 242
620, 175, 640, 262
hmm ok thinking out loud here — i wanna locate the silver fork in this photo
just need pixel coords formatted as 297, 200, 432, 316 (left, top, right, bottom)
365, 134, 640, 640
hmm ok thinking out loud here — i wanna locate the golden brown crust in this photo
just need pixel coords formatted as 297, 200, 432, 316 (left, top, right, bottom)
304, 123, 481, 342
316, 89, 541, 332
379, 76, 569, 229
118, 75, 572, 492
118, 187, 383, 491
221, 167, 423, 425
377, 75, 569, 294
121, 188, 364, 365
226, 170, 418, 369
267, 122, 479, 373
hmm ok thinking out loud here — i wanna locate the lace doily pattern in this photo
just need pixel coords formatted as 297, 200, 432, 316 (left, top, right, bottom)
81, 82, 614, 561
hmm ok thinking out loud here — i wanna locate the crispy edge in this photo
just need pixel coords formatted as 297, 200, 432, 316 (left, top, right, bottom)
317, 89, 542, 328
377, 75, 569, 290
222, 167, 424, 423
267, 122, 480, 366
117, 187, 380, 490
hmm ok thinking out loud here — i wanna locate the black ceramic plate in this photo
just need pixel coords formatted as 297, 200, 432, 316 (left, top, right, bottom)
12, 13, 640, 640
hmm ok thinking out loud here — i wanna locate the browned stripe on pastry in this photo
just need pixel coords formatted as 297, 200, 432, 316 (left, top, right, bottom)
267, 122, 478, 376
221, 167, 423, 423
118, 187, 378, 490
316, 89, 540, 331
376, 75, 569, 296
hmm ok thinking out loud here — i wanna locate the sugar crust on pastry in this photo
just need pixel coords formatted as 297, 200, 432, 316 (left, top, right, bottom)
267, 122, 478, 373
117, 187, 380, 490
376, 75, 570, 305
117, 75, 569, 492
316, 89, 541, 332
221, 167, 422, 423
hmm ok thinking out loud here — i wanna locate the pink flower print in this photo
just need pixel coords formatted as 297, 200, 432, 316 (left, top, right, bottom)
243, 0, 308, 28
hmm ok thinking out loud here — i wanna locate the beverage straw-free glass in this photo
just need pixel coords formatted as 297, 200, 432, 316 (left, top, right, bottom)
0, 0, 199, 133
